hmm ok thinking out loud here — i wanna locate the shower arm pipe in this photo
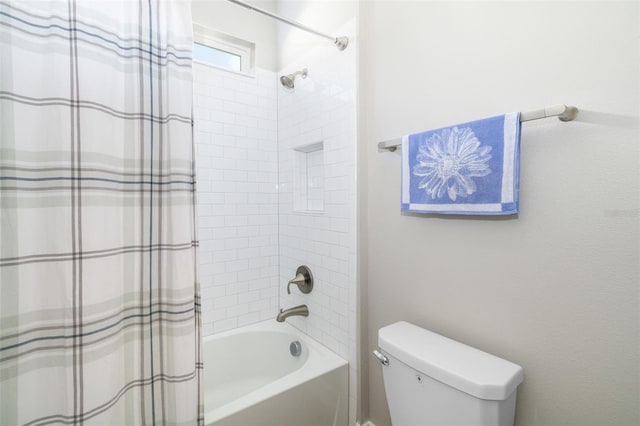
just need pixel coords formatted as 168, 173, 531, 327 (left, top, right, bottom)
377, 104, 579, 152
224, 0, 349, 50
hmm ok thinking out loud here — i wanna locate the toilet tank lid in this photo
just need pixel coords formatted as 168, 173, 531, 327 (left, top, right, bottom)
378, 321, 524, 401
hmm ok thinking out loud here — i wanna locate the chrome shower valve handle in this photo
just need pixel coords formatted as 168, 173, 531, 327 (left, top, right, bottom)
286, 265, 313, 294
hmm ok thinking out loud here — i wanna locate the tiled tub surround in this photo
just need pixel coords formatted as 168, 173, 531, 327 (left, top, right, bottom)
193, 16, 358, 424
277, 18, 358, 424
193, 63, 279, 336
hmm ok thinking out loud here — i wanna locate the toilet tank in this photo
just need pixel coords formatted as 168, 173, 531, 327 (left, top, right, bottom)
378, 322, 524, 426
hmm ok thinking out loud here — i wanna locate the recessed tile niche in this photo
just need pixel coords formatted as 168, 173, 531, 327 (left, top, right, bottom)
293, 141, 324, 213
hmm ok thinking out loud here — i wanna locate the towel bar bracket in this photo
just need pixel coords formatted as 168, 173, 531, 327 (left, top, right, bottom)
558, 105, 579, 122
378, 141, 400, 152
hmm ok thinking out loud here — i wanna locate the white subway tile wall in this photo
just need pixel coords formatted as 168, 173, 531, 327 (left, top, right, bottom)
277, 19, 357, 424
193, 63, 279, 336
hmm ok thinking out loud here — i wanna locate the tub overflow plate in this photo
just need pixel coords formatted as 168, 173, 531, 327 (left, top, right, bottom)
290, 340, 302, 357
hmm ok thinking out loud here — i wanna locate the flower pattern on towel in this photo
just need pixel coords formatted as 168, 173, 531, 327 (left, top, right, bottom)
413, 126, 492, 201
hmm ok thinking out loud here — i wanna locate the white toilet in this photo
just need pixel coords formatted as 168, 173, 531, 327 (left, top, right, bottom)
375, 321, 524, 426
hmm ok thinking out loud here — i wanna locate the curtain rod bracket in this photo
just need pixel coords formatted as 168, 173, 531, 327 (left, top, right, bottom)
335, 37, 349, 51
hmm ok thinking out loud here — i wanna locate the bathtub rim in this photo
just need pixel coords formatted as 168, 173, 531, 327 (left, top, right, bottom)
203, 319, 348, 424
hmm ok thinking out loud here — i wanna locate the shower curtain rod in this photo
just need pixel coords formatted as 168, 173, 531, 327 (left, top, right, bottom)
377, 104, 579, 152
224, 0, 349, 50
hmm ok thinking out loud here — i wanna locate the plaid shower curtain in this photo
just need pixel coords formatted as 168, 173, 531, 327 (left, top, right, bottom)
0, 1, 203, 424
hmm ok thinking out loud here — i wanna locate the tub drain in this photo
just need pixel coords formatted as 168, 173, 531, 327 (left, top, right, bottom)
290, 340, 302, 357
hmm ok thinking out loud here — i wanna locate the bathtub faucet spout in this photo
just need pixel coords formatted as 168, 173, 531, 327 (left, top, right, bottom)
276, 304, 309, 322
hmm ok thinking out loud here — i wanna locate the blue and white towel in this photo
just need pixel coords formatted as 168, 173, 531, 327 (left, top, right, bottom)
401, 113, 521, 215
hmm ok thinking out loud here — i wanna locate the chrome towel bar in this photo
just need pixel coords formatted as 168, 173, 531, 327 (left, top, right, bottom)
377, 104, 579, 152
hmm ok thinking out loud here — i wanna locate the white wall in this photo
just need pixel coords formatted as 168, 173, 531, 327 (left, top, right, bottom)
194, 63, 279, 335
360, 2, 639, 426
276, 0, 358, 70
276, 2, 359, 424
192, 0, 278, 71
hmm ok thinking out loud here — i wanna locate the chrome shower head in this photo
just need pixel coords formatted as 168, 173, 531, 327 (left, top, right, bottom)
280, 75, 295, 89
280, 68, 308, 89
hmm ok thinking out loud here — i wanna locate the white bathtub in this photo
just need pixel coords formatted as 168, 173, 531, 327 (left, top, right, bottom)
203, 320, 348, 426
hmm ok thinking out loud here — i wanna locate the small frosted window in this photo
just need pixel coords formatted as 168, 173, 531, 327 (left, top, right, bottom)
192, 24, 255, 75
193, 42, 241, 72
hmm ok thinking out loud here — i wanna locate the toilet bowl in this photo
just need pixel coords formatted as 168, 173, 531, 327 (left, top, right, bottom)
375, 321, 524, 426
